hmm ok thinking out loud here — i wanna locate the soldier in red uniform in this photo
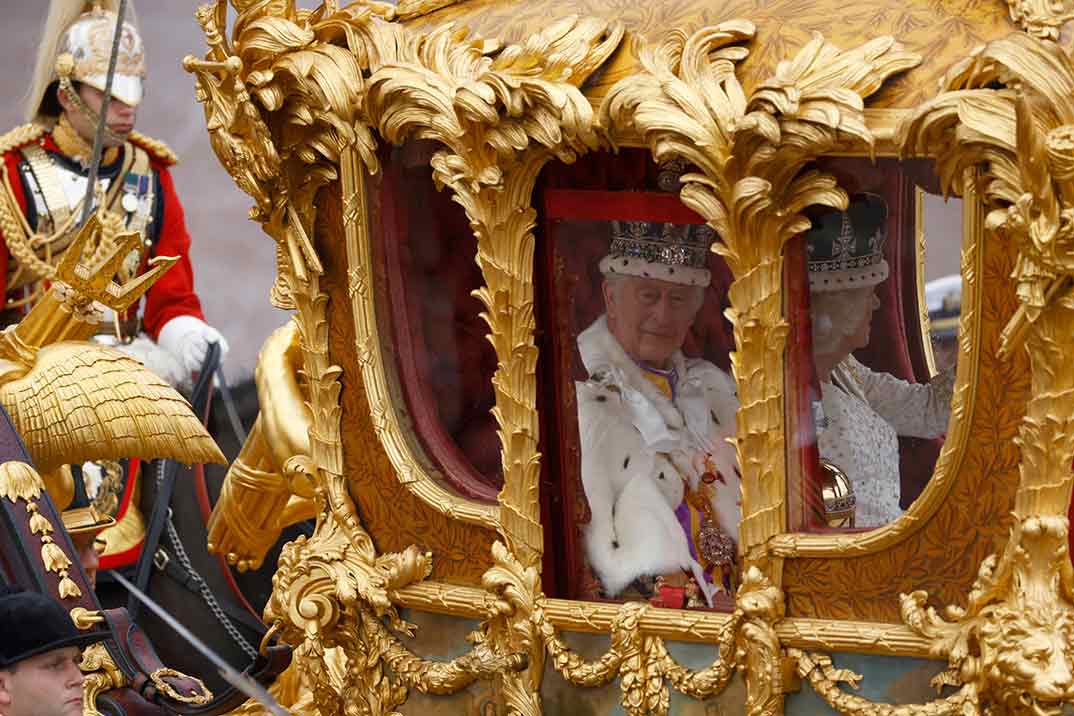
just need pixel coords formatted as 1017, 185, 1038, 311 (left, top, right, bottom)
0, 0, 229, 568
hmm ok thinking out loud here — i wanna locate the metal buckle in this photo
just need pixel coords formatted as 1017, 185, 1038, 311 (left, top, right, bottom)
153, 548, 169, 571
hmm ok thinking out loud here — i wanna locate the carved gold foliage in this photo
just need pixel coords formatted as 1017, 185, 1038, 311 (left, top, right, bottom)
191, 0, 501, 530
594, 24, 916, 715
192, 5, 593, 713
80, 642, 130, 716
365, 13, 624, 572
207, 321, 317, 572
901, 31, 1074, 517
360, 17, 623, 715
1004, 0, 1074, 40
896, 517, 1074, 715
779, 186, 1026, 621
600, 23, 919, 560
887, 29, 1074, 716
791, 649, 978, 715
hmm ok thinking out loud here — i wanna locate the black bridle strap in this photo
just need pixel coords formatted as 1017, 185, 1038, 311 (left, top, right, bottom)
127, 342, 221, 620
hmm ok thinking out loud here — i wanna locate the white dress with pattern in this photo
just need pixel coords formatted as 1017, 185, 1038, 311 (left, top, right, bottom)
818, 355, 954, 527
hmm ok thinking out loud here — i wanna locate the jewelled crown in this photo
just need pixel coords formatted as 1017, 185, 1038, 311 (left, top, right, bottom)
599, 220, 715, 287
805, 193, 889, 293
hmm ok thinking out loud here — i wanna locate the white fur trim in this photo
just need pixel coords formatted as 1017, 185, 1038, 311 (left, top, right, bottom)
599, 254, 711, 287
576, 315, 740, 601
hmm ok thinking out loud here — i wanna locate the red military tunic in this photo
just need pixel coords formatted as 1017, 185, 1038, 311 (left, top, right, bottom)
0, 125, 204, 335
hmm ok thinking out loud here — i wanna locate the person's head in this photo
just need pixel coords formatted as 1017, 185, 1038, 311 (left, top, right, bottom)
598, 219, 715, 368
810, 287, 879, 361
0, 586, 105, 716
805, 193, 889, 367
926, 274, 961, 371
57, 84, 137, 146
603, 274, 705, 367
0, 646, 84, 716
26, 3, 145, 129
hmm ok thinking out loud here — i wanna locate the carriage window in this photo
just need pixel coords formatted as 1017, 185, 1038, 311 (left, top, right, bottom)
787, 158, 959, 532
377, 141, 501, 501
539, 186, 738, 612
921, 192, 963, 374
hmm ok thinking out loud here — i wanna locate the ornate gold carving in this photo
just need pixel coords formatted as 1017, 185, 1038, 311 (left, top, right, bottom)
0, 462, 81, 599
869, 32, 1074, 714
364, 16, 623, 566
188, 4, 557, 712
774, 178, 986, 561
780, 178, 1025, 621
401, 0, 1014, 113
791, 649, 978, 715
394, 0, 465, 21
736, 568, 788, 715
393, 580, 938, 656
341, 148, 499, 532
208, 321, 317, 571
80, 642, 130, 716
187, 0, 499, 533
362, 16, 622, 715
1004, 0, 1074, 40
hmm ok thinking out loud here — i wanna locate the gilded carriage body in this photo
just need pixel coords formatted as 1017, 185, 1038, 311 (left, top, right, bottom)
189, 0, 1074, 713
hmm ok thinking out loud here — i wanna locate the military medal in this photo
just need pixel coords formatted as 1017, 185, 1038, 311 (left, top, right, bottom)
121, 191, 138, 212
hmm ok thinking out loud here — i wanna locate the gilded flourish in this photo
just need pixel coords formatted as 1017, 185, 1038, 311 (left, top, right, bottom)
891, 28, 1074, 716
361, 14, 623, 715
599, 24, 916, 714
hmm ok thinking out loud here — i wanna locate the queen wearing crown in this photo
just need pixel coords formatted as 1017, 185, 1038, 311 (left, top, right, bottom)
806, 194, 954, 526
576, 219, 739, 609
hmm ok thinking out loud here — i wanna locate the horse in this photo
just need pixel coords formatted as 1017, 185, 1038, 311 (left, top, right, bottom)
96, 376, 308, 695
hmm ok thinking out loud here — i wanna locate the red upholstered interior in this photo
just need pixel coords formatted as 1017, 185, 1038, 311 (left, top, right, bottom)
379, 143, 502, 500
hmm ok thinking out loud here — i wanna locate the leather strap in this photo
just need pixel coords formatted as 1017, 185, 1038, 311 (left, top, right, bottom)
154, 547, 267, 635
20, 143, 73, 235
128, 342, 221, 621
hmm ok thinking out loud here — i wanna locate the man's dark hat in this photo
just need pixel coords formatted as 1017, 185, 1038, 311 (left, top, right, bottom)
0, 585, 105, 667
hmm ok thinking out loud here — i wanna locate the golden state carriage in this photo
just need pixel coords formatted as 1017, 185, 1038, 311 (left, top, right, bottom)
177, 0, 1074, 713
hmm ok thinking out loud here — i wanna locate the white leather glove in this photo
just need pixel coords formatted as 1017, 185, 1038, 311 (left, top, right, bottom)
158, 315, 230, 376
111, 334, 188, 388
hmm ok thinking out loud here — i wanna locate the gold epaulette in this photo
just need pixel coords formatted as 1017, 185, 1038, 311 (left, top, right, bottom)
128, 131, 178, 166
0, 124, 47, 157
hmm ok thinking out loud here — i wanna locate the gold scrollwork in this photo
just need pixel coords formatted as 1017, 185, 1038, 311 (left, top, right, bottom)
149, 668, 214, 706
600, 22, 919, 563
780, 26, 1074, 716
363, 15, 624, 713
80, 643, 129, 716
